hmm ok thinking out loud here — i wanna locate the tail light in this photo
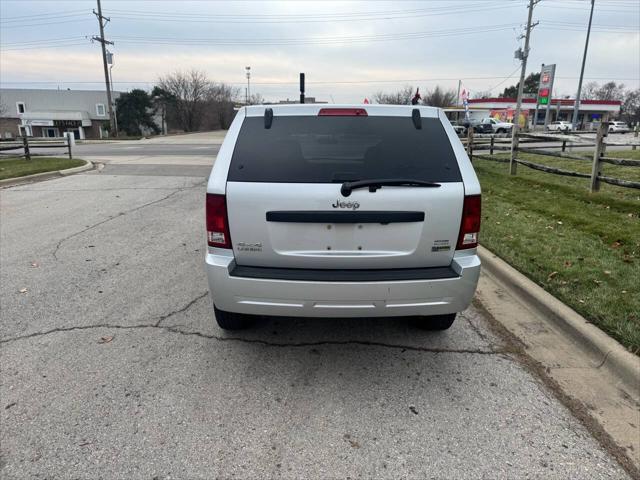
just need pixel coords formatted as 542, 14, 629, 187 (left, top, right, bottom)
318, 108, 368, 116
456, 195, 481, 250
206, 193, 231, 249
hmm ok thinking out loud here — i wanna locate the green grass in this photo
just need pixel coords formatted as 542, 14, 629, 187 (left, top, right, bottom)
0, 156, 85, 180
475, 149, 640, 354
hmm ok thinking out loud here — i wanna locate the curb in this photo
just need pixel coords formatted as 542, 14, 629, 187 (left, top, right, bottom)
478, 245, 639, 392
0, 160, 94, 187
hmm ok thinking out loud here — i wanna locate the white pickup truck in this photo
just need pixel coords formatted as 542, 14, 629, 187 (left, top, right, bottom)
480, 117, 514, 134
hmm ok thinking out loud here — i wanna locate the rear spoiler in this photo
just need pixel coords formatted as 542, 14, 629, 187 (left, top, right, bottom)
263, 106, 425, 130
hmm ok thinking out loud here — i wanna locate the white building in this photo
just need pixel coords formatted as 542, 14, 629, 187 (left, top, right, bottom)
0, 88, 121, 140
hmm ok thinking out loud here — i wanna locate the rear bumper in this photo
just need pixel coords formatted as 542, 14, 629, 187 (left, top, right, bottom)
205, 250, 481, 318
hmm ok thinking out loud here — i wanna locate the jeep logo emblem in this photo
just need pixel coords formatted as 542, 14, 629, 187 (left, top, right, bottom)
332, 199, 360, 210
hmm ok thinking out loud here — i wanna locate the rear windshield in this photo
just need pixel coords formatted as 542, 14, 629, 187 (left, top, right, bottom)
228, 116, 462, 183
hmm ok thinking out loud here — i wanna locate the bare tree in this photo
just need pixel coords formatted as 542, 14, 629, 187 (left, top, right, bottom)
580, 81, 626, 102
422, 86, 457, 108
472, 90, 492, 100
372, 86, 414, 105
595, 81, 626, 101
157, 69, 212, 132
246, 93, 264, 105
621, 88, 640, 124
577, 81, 637, 123
207, 82, 240, 129
581, 81, 600, 100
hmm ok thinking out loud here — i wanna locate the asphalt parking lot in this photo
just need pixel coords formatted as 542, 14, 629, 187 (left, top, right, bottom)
0, 133, 633, 479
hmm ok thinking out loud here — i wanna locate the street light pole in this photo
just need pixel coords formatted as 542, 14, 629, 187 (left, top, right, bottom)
245, 66, 251, 104
572, 0, 595, 130
107, 51, 118, 135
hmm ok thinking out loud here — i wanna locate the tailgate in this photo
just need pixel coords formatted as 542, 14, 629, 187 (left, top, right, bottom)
227, 181, 463, 269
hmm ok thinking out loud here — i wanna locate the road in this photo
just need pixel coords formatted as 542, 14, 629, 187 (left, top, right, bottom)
72, 142, 221, 157
0, 132, 631, 479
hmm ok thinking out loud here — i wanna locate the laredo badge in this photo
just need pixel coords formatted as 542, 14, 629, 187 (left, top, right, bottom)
431, 239, 451, 252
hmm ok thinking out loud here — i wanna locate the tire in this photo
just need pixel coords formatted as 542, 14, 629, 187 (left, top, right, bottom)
214, 305, 254, 330
496, 128, 505, 134
411, 313, 456, 331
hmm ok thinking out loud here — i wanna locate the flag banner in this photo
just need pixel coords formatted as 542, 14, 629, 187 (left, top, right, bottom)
462, 89, 470, 121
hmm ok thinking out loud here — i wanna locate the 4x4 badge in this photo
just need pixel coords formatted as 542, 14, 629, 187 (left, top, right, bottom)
332, 199, 360, 210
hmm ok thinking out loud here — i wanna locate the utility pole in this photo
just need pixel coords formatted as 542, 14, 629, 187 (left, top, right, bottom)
572, 0, 595, 130
92, 0, 116, 137
456, 79, 461, 107
509, 0, 538, 175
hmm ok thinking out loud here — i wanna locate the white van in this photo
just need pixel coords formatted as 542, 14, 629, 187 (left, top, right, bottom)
205, 105, 481, 330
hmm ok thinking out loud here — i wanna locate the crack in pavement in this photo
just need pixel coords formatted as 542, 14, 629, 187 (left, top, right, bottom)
0, 322, 500, 355
155, 291, 209, 327
0, 289, 499, 356
463, 313, 492, 344
51, 182, 205, 260
1, 289, 500, 356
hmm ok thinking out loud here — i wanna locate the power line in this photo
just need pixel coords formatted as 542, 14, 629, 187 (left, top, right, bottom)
485, 65, 523, 93
103, 3, 518, 24
3, 76, 637, 86
0, 10, 87, 21
5, 20, 636, 48
106, 3, 493, 18
0, 23, 522, 51
111, 24, 520, 44
0, 18, 92, 28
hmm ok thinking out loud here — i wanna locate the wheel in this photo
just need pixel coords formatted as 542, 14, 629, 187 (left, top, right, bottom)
214, 305, 254, 330
411, 313, 456, 330
496, 128, 505, 134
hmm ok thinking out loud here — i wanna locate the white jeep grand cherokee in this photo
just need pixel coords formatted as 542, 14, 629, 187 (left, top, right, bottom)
205, 105, 481, 330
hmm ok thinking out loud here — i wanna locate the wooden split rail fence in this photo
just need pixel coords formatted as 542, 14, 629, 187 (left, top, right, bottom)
460, 121, 640, 193
0, 136, 73, 161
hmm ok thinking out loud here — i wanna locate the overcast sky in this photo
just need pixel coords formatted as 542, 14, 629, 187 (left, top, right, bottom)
1, 0, 638, 103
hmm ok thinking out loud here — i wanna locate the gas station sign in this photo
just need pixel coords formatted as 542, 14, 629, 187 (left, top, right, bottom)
537, 64, 556, 127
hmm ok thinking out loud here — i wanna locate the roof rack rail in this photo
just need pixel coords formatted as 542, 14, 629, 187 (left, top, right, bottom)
264, 108, 273, 129
412, 109, 422, 130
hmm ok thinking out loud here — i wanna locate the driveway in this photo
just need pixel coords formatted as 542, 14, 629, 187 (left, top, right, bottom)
0, 135, 631, 479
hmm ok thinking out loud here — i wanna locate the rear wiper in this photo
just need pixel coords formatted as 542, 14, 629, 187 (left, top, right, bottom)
340, 178, 441, 197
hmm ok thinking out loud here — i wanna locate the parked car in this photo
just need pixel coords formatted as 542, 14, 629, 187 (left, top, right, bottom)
547, 121, 573, 132
205, 104, 482, 330
480, 117, 513, 134
609, 121, 630, 133
466, 119, 493, 134
449, 120, 467, 135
